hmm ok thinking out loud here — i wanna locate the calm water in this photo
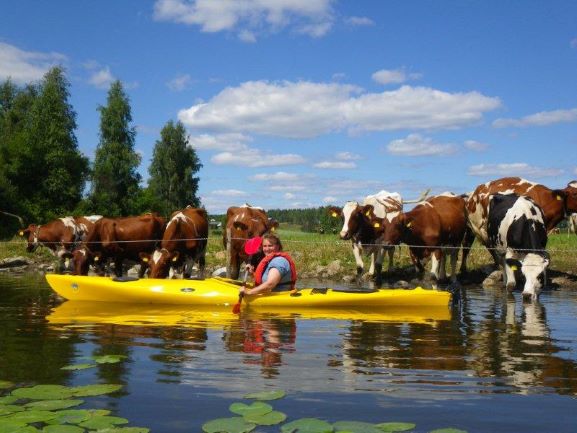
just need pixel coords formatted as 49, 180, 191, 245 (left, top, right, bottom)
1, 273, 577, 433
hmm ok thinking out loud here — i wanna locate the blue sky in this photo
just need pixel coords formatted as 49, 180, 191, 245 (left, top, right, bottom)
2, 1, 577, 214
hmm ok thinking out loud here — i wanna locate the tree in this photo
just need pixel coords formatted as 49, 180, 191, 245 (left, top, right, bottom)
89, 80, 141, 216
147, 120, 202, 216
0, 68, 88, 225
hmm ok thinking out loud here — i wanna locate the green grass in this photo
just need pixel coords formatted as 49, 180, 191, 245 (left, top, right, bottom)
3, 230, 576, 278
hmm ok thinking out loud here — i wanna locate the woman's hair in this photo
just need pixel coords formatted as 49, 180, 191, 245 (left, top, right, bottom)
262, 233, 283, 251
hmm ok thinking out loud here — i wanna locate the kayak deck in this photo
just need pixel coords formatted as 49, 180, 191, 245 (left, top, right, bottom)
45, 274, 452, 309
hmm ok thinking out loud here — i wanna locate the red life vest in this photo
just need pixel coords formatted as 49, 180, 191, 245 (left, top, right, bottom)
254, 252, 297, 291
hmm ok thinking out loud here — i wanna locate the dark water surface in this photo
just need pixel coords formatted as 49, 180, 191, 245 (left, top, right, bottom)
1, 273, 576, 432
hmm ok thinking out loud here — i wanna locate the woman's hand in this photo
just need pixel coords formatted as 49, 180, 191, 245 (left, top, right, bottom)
240, 285, 250, 296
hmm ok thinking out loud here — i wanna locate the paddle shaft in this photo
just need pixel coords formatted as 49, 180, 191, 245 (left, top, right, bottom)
232, 270, 249, 314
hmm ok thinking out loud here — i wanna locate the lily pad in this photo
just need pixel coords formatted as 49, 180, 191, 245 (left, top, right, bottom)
78, 415, 129, 430
45, 409, 92, 425
25, 399, 84, 411
243, 390, 285, 401
376, 423, 416, 432
94, 428, 149, 433
0, 380, 14, 389
0, 423, 38, 433
429, 427, 467, 433
202, 416, 256, 433
0, 405, 25, 416
3, 409, 57, 424
42, 425, 84, 433
281, 418, 334, 433
0, 396, 18, 404
244, 410, 286, 425
333, 421, 383, 433
89, 355, 127, 364
229, 401, 273, 417
12, 385, 74, 400
61, 363, 98, 371
71, 384, 122, 397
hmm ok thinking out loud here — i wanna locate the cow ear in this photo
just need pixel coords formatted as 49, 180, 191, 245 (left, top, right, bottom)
363, 205, 374, 218
405, 219, 413, 229
552, 189, 565, 201
329, 207, 342, 218
233, 221, 248, 232
505, 258, 521, 271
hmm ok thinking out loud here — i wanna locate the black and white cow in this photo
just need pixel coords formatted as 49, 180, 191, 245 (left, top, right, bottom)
487, 193, 549, 300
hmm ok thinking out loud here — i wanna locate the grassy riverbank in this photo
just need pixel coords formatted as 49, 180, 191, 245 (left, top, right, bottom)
3, 227, 577, 280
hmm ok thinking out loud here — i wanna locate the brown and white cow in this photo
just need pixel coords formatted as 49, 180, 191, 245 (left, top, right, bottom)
141, 207, 208, 279
466, 177, 577, 264
223, 204, 278, 279
19, 215, 102, 272
328, 190, 406, 286
364, 193, 470, 283
70, 213, 165, 277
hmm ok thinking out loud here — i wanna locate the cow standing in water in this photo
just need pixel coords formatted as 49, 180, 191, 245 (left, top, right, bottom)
142, 207, 208, 279
223, 204, 278, 279
363, 192, 472, 284
19, 215, 102, 272
487, 194, 549, 300
467, 177, 577, 265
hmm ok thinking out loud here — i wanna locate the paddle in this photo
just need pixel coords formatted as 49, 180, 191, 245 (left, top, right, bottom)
232, 271, 249, 314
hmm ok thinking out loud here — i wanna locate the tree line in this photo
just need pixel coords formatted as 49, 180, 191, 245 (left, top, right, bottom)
0, 67, 202, 239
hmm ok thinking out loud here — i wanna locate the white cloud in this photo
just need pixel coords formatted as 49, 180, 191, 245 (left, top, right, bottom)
179, 81, 500, 138
464, 140, 489, 151
493, 108, 577, 128
574, 167, 577, 176
211, 150, 305, 167
250, 172, 300, 181
189, 133, 252, 151
88, 66, 115, 89
269, 184, 308, 192
167, 74, 192, 91
313, 161, 356, 169
335, 151, 361, 160
284, 192, 296, 200
386, 134, 458, 156
371, 68, 421, 85
153, 0, 334, 40
211, 189, 247, 197
323, 196, 338, 203
468, 163, 564, 178
0, 42, 66, 84
571, 38, 577, 49
344, 16, 374, 26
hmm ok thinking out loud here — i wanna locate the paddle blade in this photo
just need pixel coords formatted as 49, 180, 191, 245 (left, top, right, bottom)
232, 292, 244, 314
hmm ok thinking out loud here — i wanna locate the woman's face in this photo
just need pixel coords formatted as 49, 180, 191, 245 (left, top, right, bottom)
262, 239, 279, 255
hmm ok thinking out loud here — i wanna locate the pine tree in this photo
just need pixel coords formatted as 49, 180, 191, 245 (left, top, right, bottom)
90, 80, 141, 216
148, 120, 202, 217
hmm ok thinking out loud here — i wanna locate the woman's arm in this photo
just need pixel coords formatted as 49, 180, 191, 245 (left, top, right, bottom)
242, 268, 281, 296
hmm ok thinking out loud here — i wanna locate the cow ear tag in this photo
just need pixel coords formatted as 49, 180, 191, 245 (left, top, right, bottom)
142, 257, 148, 263
172, 256, 178, 262
18, 231, 24, 236
373, 222, 380, 228
510, 265, 518, 271
94, 256, 99, 262
331, 212, 338, 218
406, 221, 413, 228
556, 195, 562, 201
271, 226, 276, 232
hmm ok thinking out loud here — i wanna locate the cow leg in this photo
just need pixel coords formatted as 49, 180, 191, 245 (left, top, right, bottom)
430, 250, 442, 281
503, 254, 517, 290
449, 247, 459, 282
114, 258, 123, 277
198, 254, 206, 279
385, 246, 394, 272
229, 254, 240, 280
374, 247, 384, 287
352, 243, 364, 282
459, 227, 475, 274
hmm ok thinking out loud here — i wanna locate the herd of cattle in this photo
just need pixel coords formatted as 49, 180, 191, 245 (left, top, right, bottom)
17, 176, 577, 301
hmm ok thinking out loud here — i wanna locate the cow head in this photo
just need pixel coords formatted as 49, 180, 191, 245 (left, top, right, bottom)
18, 224, 39, 252
361, 204, 404, 246
331, 202, 359, 240
68, 247, 92, 275
143, 249, 182, 279
506, 253, 549, 301
562, 181, 577, 214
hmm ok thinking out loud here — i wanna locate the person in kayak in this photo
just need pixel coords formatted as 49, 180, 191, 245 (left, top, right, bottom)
240, 233, 297, 296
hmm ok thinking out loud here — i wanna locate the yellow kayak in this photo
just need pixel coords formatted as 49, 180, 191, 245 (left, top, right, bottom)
46, 301, 451, 327
45, 274, 452, 309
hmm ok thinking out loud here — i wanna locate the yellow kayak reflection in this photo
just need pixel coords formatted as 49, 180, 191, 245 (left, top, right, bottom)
47, 301, 451, 328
